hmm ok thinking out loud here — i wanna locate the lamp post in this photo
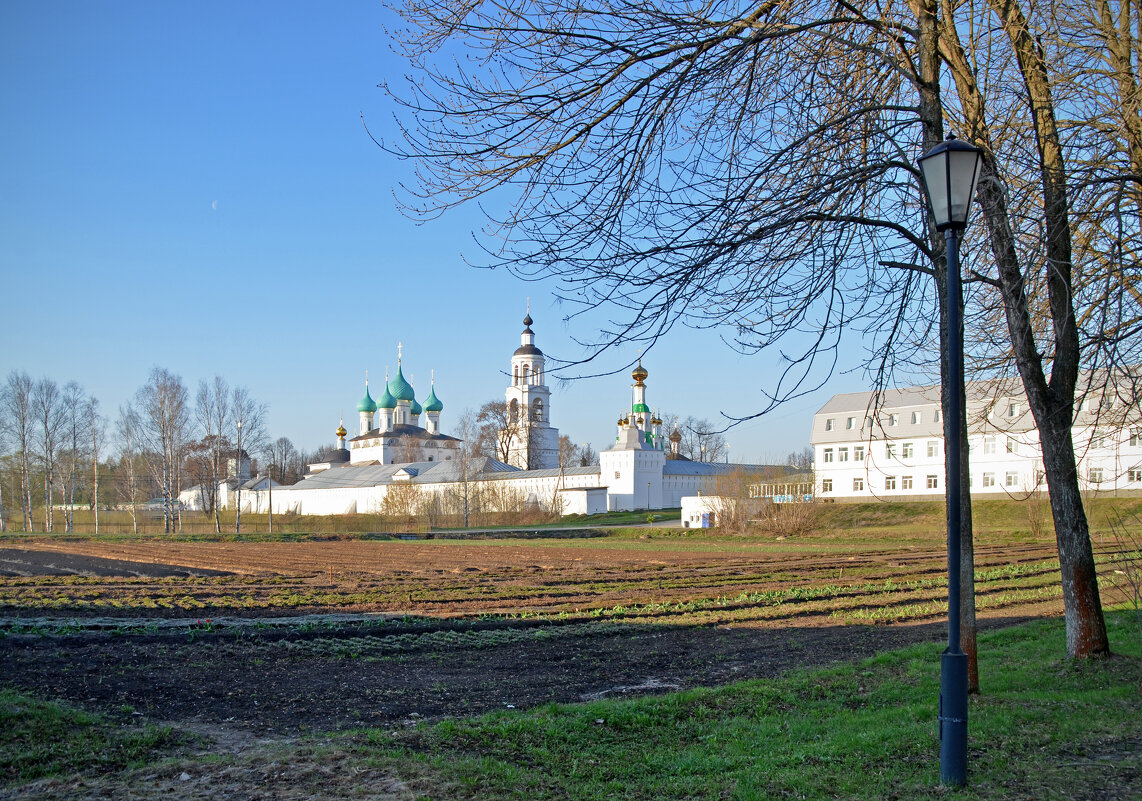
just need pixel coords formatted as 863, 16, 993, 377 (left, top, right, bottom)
235, 419, 243, 534
917, 135, 983, 788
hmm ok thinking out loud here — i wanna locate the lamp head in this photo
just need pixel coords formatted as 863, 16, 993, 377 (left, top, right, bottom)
918, 135, 984, 231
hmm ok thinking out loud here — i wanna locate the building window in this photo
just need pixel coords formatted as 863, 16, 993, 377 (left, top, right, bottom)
823, 448, 834, 463
838, 447, 849, 462
889, 413, 899, 426
927, 475, 939, 489
846, 417, 855, 429
865, 416, 873, 429
911, 411, 921, 424
825, 418, 835, 431
853, 477, 865, 491
1130, 468, 1142, 482
1007, 402, 1019, 417
927, 441, 939, 458
885, 476, 897, 490
1091, 431, 1108, 449
821, 479, 833, 492
1005, 471, 1019, 487
901, 476, 913, 490
982, 472, 996, 487
885, 443, 896, 459
1089, 467, 1104, 483
1006, 439, 1017, 454
934, 409, 941, 422
615, 471, 620, 479
1131, 431, 1140, 447
902, 442, 914, 459
854, 445, 865, 461
983, 436, 997, 455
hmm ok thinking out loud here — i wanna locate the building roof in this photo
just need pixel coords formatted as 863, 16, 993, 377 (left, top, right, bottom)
357, 386, 377, 413
289, 456, 520, 491
424, 384, 443, 413
348, 424, 460, 444
663, 461, 790, 477
388, 365, 416, 402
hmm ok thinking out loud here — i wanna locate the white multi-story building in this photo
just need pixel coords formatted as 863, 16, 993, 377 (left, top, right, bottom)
811, 377, 1142, 500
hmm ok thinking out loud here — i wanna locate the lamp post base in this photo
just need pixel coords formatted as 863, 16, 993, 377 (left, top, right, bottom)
939, 649, 969, 786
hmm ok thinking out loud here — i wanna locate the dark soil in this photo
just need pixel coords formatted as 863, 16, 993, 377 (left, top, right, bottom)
0, 614, 1032, 736
0, 548, 231, 578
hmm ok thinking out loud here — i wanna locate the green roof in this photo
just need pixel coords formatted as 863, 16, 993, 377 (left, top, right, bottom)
377, 383, 397, 409
424, 385, 443, 413
388, 366, 416, 402
410, 397, 423, 416
632, 403, 650, 414
356, 386, 377, 413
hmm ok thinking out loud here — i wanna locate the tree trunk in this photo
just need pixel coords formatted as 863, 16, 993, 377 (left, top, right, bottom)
1041, 411, 1110, 656
917, 0, 980, 691
941, 0, 1110, 659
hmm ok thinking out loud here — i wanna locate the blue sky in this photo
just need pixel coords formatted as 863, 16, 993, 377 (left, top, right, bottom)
1, 1, 887, 463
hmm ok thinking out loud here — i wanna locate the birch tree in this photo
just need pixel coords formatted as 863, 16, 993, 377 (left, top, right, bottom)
87, 395, 104, 534
116, 403, 143, 535
60, 381, 87, 532
0, 372, 34, 531
136, 368, 190, 534
195, 376, 232, 532
32, 378, 64, 532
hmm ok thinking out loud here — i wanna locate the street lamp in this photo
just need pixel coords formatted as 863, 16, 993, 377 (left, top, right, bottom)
918, 134, 983, 788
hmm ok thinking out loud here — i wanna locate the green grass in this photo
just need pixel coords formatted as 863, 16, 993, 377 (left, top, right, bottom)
0, 690, 180, 784
2, 613, 1138, 797
352, 611, 1141, 800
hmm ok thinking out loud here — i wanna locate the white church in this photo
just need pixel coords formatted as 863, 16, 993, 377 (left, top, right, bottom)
242, 312, 766, 517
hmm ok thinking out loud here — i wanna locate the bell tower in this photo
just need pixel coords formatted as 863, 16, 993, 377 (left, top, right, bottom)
504, 305, 559, 468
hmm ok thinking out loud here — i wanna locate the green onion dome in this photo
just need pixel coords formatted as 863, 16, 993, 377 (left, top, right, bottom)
356, 385, 377, 413
410, 396, 424, 416
388, 365, 416, 402
424, 385, 443, 413
377, 382, 397, 410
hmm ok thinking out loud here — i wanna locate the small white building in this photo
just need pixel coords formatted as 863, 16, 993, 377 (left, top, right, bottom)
811, 375, 1142, 500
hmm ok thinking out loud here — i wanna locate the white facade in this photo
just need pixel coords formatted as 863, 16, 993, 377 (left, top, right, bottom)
811, 377, 1142, 500
229, 324, 784, 517
504, 312, 560, 469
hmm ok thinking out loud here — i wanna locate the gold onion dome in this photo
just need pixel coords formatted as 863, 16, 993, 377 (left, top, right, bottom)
335, 423, 347, 438
669, 427, 682, 442
632, 360, 648, 386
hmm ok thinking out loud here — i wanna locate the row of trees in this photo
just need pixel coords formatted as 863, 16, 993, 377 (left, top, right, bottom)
383, 0, 1141, 662
0, 368, 320, 535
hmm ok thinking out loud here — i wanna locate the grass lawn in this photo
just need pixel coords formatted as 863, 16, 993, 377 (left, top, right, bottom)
352, 610, 1141, 800
2, 612, 1138, 798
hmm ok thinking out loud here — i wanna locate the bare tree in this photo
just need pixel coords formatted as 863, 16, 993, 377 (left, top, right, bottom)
195, 377, 231, 532
136, 368, 190, 534
384, 0, 1128, 659
86, 395, 104, 534
31, 378, 64, 531
59, 381, 87, 532
231, 386, 266, 534
475, 400, 518, 464
115, 403, 143, 535
266, 437, 298, 484
578, 443, 598, 467
673, 416, 727, 463
0, 372, 34, 531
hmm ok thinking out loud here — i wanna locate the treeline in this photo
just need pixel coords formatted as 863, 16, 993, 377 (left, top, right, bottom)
0, 369, 329, 535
